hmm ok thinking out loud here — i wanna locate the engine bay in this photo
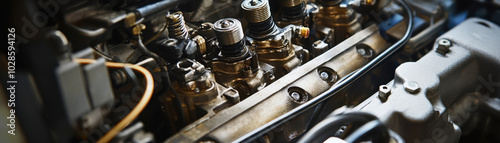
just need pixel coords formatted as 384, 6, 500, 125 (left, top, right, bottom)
3, 0, 500, 142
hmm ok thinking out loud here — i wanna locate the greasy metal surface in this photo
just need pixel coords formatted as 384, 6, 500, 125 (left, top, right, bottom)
250, 26, 302, 78
166, 24, 390, 142
353, 18, 500, 142
212, 46, 267, 98
279, 0, 304, 7
316, 4, 361, 44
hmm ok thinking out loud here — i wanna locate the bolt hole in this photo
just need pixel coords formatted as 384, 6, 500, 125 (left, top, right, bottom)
477, 21, 490, 28
317, 67, 339, 84
287, 87, 309, 104
177, 59, 194, 69
356, 43, 374, 58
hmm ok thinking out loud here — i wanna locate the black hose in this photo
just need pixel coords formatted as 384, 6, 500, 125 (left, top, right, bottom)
91, 46, 113, 61
91, 43, 122, 62
234, 0, 414, 142
305, 102, 326, 131
136, 0, 182, 22
124, 66, 140, 86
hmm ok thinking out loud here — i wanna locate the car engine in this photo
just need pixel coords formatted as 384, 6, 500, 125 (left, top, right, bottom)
3, 0, 500, 142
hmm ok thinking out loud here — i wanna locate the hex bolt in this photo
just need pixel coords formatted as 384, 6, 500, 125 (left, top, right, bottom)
404, 81, 420, 94
290, 92, 301, 101
378, 85, 391, 102
436, 39, 451, 55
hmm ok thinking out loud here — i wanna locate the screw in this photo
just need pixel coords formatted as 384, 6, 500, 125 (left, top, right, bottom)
320, 72, 329, 80
404, 81, 420, 94
436, 39, 451, 55
356, 44, 374, 58
378, 85, 391, 102
290, 92, 301, 101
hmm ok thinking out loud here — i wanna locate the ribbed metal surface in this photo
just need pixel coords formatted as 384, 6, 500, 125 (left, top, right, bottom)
214, 18, 244, 46
241, 0, 271, 23
279, 0, 304, 7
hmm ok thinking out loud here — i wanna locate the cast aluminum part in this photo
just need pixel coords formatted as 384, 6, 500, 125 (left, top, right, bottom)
343, 18, 500, 142
248, 26, 303, 78
161, 58, 242, 123
316, 1, 362, 44
211, 18, 269, 98
386, 0, 448, 57
166, 24, 390, 142
211, 49, 268, 98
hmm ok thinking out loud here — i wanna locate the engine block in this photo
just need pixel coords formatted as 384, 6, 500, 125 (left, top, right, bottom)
3, 0, 500, 143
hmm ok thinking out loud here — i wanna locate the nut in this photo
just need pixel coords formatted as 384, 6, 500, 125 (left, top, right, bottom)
436, 39, 451, 55
290, 92, 301, 101
378, 85, 391, 102
319, 72, 329, 81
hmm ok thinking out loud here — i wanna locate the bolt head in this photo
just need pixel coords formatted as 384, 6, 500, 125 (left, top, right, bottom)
320, 72, 329, 80
436, 39, 451, 55
313, 40, 322, 47
404, 81, 420, 94
378, 85, 391, 102
290, 92, 301, 101
224, 89, 240, 103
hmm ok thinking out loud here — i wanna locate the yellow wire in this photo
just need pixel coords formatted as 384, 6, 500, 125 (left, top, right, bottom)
74, 59, 154, 143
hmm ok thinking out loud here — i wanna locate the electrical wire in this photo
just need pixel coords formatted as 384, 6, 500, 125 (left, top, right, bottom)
91, 46, 114, 61
137, 33, 189, 125
73, 58, 154, 143
91, 43, 122, 62
234, 0, 414, 142
137, 34, 167, 68
124, 66, 140, 85
144, 19, 169, 45
344, 120, 389, 143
